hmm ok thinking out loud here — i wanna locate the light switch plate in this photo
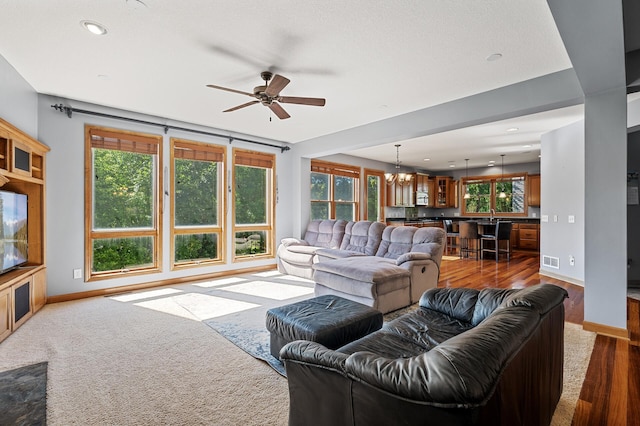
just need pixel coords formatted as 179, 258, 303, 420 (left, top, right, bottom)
568, 215, 575, 223
541, 215, 549, 222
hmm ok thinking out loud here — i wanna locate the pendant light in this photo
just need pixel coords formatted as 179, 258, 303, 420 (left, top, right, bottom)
384, 144, 412, 184
463, 159, 471, 199
498, 154, 507, 198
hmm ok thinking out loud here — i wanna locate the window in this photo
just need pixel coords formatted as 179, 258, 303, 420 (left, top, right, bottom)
461, 173, 528, 216
171, 139, 225, 269
85, 126, 162, 280
364, 168, 385, 222
233, 148, 275, 260
310, 160, 360, 221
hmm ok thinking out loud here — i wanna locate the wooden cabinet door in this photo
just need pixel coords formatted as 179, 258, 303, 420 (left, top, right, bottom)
426, 178, 435, 207
435, 177, 450, 207
32, 268, 47, 312
448, 180, 459, 208
528, 174, 541, 207
0, 287, 11, 343
386, 181, 396, 206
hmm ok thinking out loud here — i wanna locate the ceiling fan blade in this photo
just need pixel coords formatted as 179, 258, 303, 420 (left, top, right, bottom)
278, 96, 326, 107
268, 102, 291, 119
223, 100, 260, 112
206, 84, 255, 97
264, 74, 290, 97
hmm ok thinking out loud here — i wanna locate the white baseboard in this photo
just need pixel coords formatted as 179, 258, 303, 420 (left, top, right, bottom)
538, 269, 584, 287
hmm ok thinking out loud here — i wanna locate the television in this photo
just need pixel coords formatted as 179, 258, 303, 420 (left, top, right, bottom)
0, 190, 28, 274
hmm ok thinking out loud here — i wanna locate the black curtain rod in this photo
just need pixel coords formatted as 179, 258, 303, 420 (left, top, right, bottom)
50, 104, 291, 153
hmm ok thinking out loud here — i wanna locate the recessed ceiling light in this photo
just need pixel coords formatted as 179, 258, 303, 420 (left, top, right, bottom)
486, 53, 503, 62
506, 127, 519, 132
522, 144, 532, 148
489, 160, 495, 164
449, 164, 455, 168
81, 20, 108, 35
488, 163, 495, 167
423, 158, 430, 161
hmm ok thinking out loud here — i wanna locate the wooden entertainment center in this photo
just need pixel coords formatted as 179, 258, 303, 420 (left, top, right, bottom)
0, 118, 48, 343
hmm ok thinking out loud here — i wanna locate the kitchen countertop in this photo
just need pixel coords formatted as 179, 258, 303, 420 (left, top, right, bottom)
387, 217, 541, 224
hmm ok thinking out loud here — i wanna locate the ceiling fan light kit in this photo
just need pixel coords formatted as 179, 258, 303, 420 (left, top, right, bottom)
207, 71, 326, 120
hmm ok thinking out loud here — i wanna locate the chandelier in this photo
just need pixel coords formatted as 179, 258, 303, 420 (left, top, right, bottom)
385, 144, 412, 184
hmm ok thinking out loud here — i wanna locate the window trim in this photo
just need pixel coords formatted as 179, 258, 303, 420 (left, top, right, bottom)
232, 148, 276, 262
84, 125, 163, 281
170, 138, 226, 270
460, 172, 530, 217
363, 168, 385, 222
310, 159, 361, 221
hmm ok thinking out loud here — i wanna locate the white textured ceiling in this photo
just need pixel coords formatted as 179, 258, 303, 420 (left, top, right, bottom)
0, 0, 580, 169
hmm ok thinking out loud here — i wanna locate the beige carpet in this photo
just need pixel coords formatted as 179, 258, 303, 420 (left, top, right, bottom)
551, 322, 596, 426
0, 272, 595, 425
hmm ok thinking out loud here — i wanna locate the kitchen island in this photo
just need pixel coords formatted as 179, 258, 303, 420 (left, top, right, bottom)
385, 217, 540, 252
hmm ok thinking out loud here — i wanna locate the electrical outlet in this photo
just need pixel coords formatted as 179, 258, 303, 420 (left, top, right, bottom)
569, 256, 575, 266
568, 215, 575, 223
73, 269, 82, 279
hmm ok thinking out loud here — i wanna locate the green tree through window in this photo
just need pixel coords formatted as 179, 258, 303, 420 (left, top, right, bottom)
171, 139, 225, 267
86, 126, 161, 279
233, 149, 274, 259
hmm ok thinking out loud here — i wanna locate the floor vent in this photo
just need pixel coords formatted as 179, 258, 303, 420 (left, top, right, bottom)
542, 255, 560, 269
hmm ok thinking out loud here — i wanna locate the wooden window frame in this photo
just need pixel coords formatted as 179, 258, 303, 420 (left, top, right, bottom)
460, 172, 529, 217
363, 168, 385, 222
170, 138, 226, 270
310, 160, 361, 221
232, 148, 276, 262
84, 125, 163, 281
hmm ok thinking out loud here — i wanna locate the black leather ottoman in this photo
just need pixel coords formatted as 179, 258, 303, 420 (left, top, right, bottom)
265, 295, 383, 358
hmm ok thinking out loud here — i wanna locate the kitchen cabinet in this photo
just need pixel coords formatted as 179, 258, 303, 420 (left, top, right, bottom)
528, 174, 541, 207
414, 173, 433, 206
449, 180, 459, 208
435, 176, 451, 207
518, 224, 539, 251
434, 176, 457, 208
386, 178, 414, 207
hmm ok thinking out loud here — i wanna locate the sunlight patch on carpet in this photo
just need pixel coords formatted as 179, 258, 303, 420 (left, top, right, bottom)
222, 281, 315, 300
253, 270, 285, 278
110, 287, 183, 302
133, 293, 259, 320
193, 276, 247, 288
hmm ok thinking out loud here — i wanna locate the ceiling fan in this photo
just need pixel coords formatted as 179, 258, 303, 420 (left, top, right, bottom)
206, 71, 326, 120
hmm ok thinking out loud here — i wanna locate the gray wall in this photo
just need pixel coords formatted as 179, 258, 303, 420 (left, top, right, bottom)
629, 130, 640, 282
0, 54, 38, 138
37, 95, 296, 297
540, 120, 585, 284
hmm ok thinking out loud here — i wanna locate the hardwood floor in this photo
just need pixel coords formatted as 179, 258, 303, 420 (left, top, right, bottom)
438, 251, 638, 425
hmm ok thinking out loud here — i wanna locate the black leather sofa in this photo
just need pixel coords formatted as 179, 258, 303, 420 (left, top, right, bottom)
280, 284, 568, 426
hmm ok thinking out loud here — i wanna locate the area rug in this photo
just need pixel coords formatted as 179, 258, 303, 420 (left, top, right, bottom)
0, 361, 47, 425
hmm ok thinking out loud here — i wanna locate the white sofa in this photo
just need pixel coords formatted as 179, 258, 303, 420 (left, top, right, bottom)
276, 219, 347, 280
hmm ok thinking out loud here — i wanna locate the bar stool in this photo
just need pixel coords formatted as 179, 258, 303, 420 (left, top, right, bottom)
459, 221, 480, 260
481, 221, 513, 262
443, 219, 459, 255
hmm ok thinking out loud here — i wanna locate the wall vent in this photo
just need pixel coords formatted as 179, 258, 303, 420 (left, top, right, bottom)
542, 255, 560, 269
